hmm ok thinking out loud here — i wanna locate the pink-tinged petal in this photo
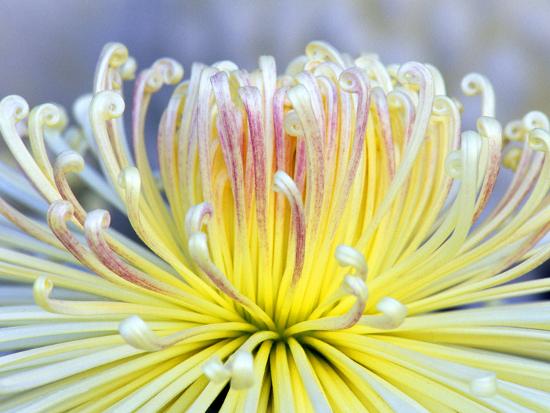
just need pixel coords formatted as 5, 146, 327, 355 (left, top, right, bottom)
93, 43, 129, 93
472, 151, 543, 247
0, 195, 63, 249
372, 87, 396, 178
287, 86, 325, 237
195, 67, 218, 202
296, 71, 326, 145
259, 56, 277, 175
316, 76, 338, 170
239, 86, 269, 250
387, 89, 416, 146
324, 68, 370, 239
357, 62, 435, 249
211, 72, 247, 238
178, 63, 205, 209
285, 276, 368, 335
188, 231, 276, 331
273, 87, 289, 173
85, 210, 163, 292
273, 171, 306, 286
158, 83, 186, 224
339, 67, 371, 189
185, 202, 213, 235
47, 201, 133, 289
489, 139, 535, 220
472, 117, 502, 222
131, 59, 182, 238
54, 151, 87, 224
294, 138, 307, 194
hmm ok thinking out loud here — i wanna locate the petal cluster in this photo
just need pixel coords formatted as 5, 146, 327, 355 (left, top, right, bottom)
0, 41, 549, 412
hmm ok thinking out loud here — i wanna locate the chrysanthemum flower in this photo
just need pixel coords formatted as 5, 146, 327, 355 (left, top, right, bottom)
0, 41, 549, 412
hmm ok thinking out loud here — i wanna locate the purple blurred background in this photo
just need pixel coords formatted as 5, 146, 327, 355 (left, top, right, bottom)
1, 0, 549, 125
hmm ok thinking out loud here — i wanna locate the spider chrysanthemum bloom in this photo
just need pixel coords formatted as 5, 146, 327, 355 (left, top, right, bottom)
0, 40, 549, 412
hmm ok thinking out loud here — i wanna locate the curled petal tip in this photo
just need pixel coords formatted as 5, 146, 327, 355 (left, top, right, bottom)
523, 111, 549, 131
32, 276, 54, 311
273, 170, 295, 193
48, 199, 75, 221
85, 209, 111, 232
91, 91, 125, 120
185, 202, 213, 235
461, 73, 487, 95
188, 231, 209, 263
101, 42, 129, 68
283, 110, 304, 137
0, 95, 29, 122
213, 60, 239, 72
461, 72, 496, 117
375, 297, 407, 329
31, 103, 67, 130
432, 95, 457, 116
445, 150, 464, 178
228, 351, 254, 389
118, 166, 141, 191
305, 41, 344, 66
203, 351, 254, 390
120, 56, 137, 80
338, 67, 369, 94
202, 356, 231, 382
504, 120, 525, 141
119, 315, 164, 352
397, 61, 431, 87
55, 150, 85, 174
476, 116, 502, 139
335, 245, 368, 280
342, 275, 369, 302
528, 128, 550, 152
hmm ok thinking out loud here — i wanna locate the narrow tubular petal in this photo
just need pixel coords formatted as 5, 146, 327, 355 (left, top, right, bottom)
285, 276, 368, 336
287, 337, 331, 412
0, 96, 61, 202
273, 171, 306, 286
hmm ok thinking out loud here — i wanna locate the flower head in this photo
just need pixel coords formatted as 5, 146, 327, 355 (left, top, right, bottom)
0, 41, 549, 412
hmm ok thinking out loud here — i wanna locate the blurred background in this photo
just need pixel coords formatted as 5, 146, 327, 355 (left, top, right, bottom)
1, 0, 549, 125
0, 0, 549, 283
